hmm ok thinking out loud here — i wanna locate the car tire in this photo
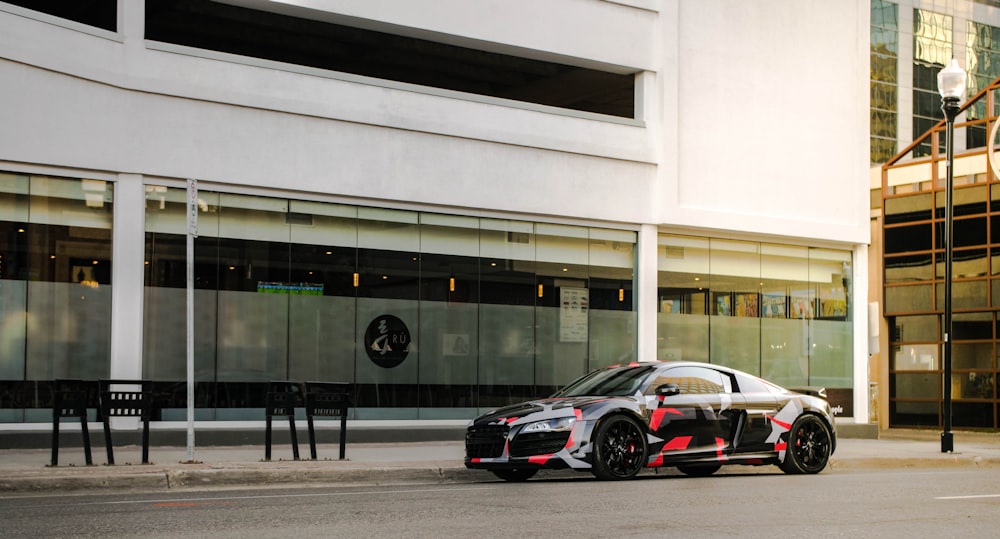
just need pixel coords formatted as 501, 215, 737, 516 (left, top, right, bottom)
779, 414, 833, 474
591, 414, 647, 481
491, 468, 538, 482
676, 463, 722, 477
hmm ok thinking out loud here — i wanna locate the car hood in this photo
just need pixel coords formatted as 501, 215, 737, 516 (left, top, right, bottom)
471, 395, 628, 426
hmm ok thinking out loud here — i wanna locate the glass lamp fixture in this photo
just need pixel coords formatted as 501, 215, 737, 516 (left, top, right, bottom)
936, 58, 966, 103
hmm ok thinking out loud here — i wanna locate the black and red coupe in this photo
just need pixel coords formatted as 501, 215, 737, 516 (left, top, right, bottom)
465, 361, 836, 481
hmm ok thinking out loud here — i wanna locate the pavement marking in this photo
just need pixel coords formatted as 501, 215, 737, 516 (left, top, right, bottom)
935, 494, 1000, 500
11, 486, 497, 509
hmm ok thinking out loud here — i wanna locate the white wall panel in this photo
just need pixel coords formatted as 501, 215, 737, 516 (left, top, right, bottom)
0, 58, 657, 225
666, 0, 870, 245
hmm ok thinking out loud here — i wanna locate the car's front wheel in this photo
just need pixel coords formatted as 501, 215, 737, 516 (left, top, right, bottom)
491, 468, 538, 482
591, 414, 647, 480
779, 414, 832, 474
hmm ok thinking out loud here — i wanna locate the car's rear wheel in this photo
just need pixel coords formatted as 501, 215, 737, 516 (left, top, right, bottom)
591, 414, 647, 481
677, 463, 722, 477
779, 414, 832, 474
491, 468, 537, 482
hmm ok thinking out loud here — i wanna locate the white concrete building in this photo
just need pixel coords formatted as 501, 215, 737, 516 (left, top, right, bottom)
0, 1, 870, 429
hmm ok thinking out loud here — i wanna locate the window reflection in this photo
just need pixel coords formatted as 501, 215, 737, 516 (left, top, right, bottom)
0, 173, 114, 417
141, 186, 637, 420
657, 234, 853, 390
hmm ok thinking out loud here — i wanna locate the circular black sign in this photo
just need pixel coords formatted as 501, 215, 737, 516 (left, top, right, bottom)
364, 314, 411, 368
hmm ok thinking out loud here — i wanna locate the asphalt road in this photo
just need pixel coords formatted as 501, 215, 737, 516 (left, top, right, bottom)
2, 467, 998, 538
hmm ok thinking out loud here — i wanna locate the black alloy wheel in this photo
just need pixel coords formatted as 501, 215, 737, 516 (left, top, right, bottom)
592, 415, 647, 480
677, 463, 722, 477
779, 414, 832, 474
491, 468, 538, 482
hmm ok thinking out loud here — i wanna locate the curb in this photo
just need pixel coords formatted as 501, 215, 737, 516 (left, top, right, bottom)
0, 466, 484, 494
829, 455, 999, 470
4, 455, 999, 494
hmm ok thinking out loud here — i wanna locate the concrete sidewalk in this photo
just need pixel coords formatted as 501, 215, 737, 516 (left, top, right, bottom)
2, 429, 999, 494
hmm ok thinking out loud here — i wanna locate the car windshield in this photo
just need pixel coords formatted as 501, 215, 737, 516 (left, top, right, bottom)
552, 365, 656, 397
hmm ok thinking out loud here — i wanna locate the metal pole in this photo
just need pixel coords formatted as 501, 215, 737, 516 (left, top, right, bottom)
941, 99, 959, 453
186, 179, 199, 462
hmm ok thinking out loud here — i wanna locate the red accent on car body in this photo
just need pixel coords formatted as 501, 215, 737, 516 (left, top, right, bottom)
663, 435, 693, 450
766, 414, 792, 430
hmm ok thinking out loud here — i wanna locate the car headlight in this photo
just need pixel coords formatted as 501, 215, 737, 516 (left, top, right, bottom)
521, 417, 576, 434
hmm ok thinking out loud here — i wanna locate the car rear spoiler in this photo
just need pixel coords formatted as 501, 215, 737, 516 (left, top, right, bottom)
787, 386, 827, 399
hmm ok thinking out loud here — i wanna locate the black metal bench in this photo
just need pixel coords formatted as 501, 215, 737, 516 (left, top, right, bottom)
264, 380, 302, 461
304, 382, 352, 460
50, 379, 97, 466
99, 379, 153, 465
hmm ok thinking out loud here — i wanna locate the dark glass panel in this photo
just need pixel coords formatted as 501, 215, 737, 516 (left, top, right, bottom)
477, 384, 543, 408
0, 381, 55, 409
992, 217, 1000, 246
589, 277, 632, 311
2, 0, 116, 32
967, 124, 987, 150
933, 217, 987, 249
953, 402, 994, 428
214, 238, 289, 292
0, 222, 111, 284
418, 384, 475, 408
356, 248, 419, 300
913, 60, 943, 92
289, 244, 356, 297
479, 258, 536, 306
885, 223, 932, 253
420, 253, 479, 303
911, 116, 938, 157
353, 383, 419, 408
953, 313, 993, 340
889, 400, 939, 427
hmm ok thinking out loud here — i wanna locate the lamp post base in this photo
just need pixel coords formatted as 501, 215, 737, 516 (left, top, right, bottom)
941, 432, 954, 453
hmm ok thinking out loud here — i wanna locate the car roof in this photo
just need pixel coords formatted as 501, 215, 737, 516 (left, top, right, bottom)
609, 360, 765, 382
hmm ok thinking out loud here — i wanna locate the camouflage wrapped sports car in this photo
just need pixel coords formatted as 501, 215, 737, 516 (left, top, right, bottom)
466, 361, 836, 481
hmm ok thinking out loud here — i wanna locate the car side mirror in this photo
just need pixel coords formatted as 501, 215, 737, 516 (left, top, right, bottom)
655, 383, 680, 397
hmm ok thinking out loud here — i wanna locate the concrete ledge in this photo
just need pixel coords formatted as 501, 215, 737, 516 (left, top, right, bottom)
834, 421, 879, 440
1, 425, 468, 450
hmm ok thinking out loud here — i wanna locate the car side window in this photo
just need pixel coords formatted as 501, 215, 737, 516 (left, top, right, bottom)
645, 366, 729, 395
734, 373, 772, 394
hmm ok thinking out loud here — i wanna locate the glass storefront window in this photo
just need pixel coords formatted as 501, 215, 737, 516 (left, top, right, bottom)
657, 234, 854, 409
139, 186, 637, 421
0, 173, 113, 421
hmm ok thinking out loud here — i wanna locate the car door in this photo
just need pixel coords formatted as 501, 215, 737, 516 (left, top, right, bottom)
728, 372, 781, 453
645, 366, 733, 458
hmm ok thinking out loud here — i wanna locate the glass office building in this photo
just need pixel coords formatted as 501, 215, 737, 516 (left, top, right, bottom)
875, 0, 1000, 428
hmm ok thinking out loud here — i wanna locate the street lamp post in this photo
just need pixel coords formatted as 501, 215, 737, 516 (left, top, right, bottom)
937, 58, 966, 454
